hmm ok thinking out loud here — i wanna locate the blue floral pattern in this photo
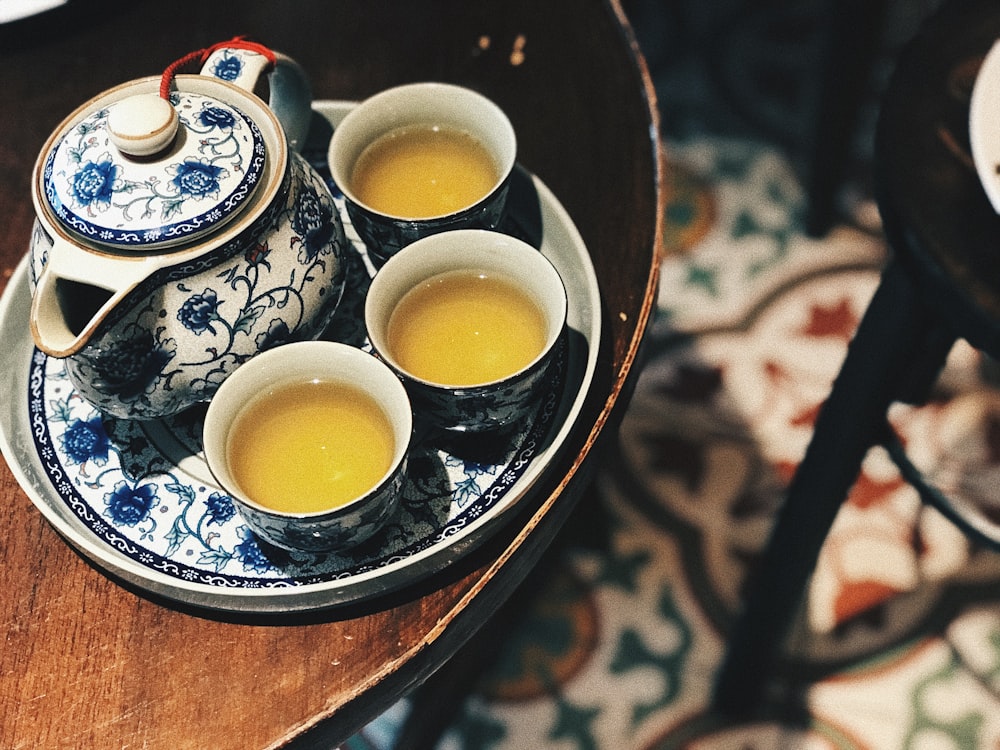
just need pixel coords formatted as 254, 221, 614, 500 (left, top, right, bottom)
103, 481, 158, 527
204, 492, 236, 526
84, 330, 177, 404
210, 51, 243, 82
29, 336, 566, 586
170, 160, 225, 200
71, 159, 118, 210
60, 416, 110, 466
42, 91, 265, 248
177, 289, 221, 335
198, 106, 236, 130
292, 182, 336, 261
58, 154, 347, 419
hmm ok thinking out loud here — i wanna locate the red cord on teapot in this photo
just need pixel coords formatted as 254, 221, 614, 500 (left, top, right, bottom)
159, 37, 277, 99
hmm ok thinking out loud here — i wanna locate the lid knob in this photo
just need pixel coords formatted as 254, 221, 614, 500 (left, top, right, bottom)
107, 94, 179, 158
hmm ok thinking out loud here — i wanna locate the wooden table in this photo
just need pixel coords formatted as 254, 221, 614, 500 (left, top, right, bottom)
0, 2, 662, 747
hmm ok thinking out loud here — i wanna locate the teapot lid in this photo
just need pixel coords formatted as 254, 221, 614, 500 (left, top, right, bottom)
40, 85, 267, 250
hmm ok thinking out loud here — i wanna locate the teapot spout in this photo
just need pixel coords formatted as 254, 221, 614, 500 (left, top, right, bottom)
29, 226, 157, 357
30, 269, 120, 357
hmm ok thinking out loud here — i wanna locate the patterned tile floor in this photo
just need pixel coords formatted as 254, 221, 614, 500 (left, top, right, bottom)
339, 132, 1000, 749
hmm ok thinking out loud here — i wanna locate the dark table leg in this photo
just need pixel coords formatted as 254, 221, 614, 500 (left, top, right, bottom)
712, 259, 954, 718
803, 0, 889, 237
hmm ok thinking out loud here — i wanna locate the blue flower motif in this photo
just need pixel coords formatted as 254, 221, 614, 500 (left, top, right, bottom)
177, 289, 220, 334
234, 528, 274, 573
71, 159, 118, 209
104, 481, 157, 526
198, 106, 236, 130
204, 492, 236, 526
211, 53, 243, 82
171, 160, 225, 200
254, 319, 290, 352
291, 184, 335, 261
60, 416, 110, 465
91, 332, 175, 400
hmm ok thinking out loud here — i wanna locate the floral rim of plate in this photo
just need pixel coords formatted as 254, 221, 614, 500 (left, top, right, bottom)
28, 317, 567, 589
1, 99, 601, 611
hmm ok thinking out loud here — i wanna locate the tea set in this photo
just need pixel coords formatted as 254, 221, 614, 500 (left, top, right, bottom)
20, 39, 567, 553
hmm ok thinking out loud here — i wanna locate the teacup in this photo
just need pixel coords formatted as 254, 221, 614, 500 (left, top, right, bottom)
202, 341, 412, 553
364, 229, 567, 434
328, 82, 517, 267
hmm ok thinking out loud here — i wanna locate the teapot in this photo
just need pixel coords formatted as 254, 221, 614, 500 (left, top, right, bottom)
27, 39, 348, 420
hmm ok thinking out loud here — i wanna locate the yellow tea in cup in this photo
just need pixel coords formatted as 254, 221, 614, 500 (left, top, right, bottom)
226, 380, 395, 514
350, 125, 499, 218
386, 269, 547, 385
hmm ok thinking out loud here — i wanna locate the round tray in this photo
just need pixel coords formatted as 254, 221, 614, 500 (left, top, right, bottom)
0, 101, 601, 614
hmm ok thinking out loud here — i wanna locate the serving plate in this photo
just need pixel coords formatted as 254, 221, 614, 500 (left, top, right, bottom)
970, 39, 1000, 212
0, 0, 67, 24
0, 101, 601, 614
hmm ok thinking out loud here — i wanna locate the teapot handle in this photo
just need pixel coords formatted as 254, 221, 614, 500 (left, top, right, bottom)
200, 45, 312, 153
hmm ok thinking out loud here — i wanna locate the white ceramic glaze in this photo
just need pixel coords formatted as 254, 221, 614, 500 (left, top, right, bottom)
202, 341, 412, 553
26, 45, 347, 419
327, 82, 517, 266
